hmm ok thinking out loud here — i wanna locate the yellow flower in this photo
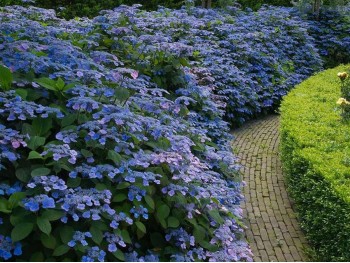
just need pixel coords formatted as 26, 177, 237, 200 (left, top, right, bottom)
337, 72, 348, 81
337, 98, 350, 105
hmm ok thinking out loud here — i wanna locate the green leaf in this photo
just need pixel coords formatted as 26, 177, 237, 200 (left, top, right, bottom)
91, 221, 108, 231
30, 252, 44, 262
112, 193, 127, 202
15, 88, 28, 99
28, 151, 43, 160
41, 234, 56, 249
36, 78, 57, 91
37, 217, 52, 235
156, 204, 170, 220
145, 196, 155, 210
56, 78, 65, 90
193, 225, 206, 241
60, 226, 74, 243
32, 117, 52, 136
53, 245, 70, 257
0, 64, 13, 90
199, 240, 218, 252
67, 178, 81, 188
8, 192, 26, 209
114, 86, 130, 103
146, 137, 171, 150
61, 114, 76, 127
42, 210, 64, 221
31, 167, 51, 177
81, 149, 93, 158
15, 168, 31, 182
10, 209, 33, 225
116, 182, 130, 190
0, 198, 11, 213
159, 218, 167, 228
208, 209, 224, 224
107, 150, 122, 165
90, 226, 103, 245
113, 250, 125, 261
167, 216, 180, 228
135, 221, 146, 234
121, 230, 132, 244
27, 136, 46, 151
11, 222, 34, 242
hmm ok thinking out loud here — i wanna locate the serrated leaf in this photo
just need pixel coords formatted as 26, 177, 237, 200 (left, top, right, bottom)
37, 217, 51, 235
28, 151, 43, 160
11, 222, 34, 242
31, 167, 51, 177
53, 245, 70, 257
135, 221, 146, 234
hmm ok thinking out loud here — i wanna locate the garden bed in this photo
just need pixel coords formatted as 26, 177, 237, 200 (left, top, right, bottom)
280, 65, 350, 261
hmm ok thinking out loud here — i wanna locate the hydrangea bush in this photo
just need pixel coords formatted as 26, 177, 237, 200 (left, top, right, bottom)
301, 6, 350, 68
124, 4, 323, 124
0, 4, 253, 262
0, 2, 340, 262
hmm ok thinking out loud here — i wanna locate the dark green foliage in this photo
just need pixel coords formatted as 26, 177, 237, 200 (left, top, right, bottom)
0, 0, 185, 18
236, 0, 291, 10
0, 0, 293, 18
280, 65, 350, 261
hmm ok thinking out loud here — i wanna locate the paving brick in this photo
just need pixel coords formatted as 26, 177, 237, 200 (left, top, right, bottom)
232, 115, 309, 262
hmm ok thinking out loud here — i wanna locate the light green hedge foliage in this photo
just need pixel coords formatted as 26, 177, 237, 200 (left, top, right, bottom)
280, 65, 350, 261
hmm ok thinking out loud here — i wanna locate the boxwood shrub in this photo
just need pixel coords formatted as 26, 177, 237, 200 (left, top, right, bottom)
280, 65, 350, 261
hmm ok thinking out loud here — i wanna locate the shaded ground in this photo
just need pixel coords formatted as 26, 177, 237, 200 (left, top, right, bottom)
232, 115, 309, 262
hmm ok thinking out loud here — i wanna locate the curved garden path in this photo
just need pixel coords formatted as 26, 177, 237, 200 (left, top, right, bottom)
232, 115, 309, 262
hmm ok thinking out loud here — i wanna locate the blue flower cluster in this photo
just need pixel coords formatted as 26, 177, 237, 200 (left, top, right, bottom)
0, 235, 22, 260
0, 2, 343, 262
301, 6, 350, 67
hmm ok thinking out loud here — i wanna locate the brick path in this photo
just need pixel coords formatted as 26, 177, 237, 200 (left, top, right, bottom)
232, 115, 309, 262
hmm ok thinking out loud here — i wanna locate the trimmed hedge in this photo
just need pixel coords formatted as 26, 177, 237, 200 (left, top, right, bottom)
280, 65, 350, 261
